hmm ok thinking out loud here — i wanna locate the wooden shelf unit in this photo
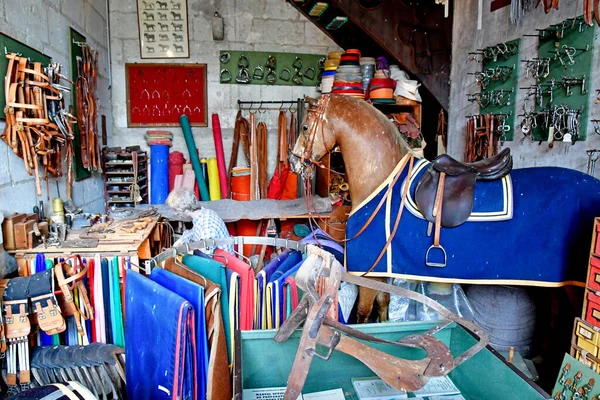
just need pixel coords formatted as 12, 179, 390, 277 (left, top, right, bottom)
103, 147, 149, 212
571, 218, 600, 371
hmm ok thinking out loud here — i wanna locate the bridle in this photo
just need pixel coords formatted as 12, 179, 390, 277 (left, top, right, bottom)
289, 94, 332, 175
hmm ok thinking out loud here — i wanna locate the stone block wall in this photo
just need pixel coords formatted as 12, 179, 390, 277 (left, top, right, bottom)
449, 2, 600, 172
0, 0, 111, 214
109, 0, 340, 181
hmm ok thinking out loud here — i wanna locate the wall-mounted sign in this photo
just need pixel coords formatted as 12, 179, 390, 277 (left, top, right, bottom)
136, 0, 190, 59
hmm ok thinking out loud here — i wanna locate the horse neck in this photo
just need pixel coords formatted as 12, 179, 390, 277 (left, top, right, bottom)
327, 104, 406, 209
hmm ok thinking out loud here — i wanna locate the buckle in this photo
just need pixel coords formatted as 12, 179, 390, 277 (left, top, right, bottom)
425, 244, 447, 267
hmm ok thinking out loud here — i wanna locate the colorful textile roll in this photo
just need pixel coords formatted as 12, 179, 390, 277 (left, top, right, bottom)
126, 270, 197, 400
150, 144, 169, 204
180, 115, 210, 201
211, 114, 228, 199
109, 257, 125, 347
150, 268, 209, 400
182, 254, 232, 364
168, 152, 186, 192
208, 157, 221, 200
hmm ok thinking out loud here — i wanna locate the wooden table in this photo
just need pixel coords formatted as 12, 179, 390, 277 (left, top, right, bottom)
10, 215, 162, 275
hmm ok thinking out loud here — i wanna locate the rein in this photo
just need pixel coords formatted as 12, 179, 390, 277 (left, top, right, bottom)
295, 95, 414, 275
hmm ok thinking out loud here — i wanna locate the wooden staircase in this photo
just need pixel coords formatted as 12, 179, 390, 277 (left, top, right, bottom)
287, 0, 453, 110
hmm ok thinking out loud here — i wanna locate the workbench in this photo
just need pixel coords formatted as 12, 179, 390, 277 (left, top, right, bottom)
10, 215, 162, 275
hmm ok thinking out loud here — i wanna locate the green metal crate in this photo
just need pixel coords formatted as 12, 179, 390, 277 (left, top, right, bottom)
237, 321, 549, 399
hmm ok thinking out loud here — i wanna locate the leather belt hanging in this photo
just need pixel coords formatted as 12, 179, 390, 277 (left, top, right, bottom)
2, 54, 75, 198
75, 45, 102, 172
257, 121, 268, 199
228, 111, 251, 197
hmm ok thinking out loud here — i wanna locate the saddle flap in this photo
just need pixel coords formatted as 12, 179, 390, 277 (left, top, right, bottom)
415, 168, 477, 228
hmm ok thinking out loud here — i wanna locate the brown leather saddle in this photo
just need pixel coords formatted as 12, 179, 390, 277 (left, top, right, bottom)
415, 148, 513, 266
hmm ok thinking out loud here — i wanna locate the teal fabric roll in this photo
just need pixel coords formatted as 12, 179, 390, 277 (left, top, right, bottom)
182, 254, 232, 364
180, 115, 210, 201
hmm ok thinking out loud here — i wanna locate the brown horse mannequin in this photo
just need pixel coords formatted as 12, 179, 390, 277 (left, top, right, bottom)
290, 94, 415, 323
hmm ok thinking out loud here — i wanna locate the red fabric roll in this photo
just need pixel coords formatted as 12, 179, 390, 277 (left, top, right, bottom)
168, 151, 186, 191
212, 114, 229, 198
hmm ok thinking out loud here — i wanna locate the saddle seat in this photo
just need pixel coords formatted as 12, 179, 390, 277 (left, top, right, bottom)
415, 148, 513, 228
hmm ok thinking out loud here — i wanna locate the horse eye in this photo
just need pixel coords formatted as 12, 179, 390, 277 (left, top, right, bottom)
302, 125, 309, 131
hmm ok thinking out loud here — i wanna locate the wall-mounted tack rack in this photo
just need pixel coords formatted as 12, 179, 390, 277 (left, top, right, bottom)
219, 50, 325, 87
469, 39, 520, 141
0, 33, 51, 118
523, 15, 594, 143
237, 98, 307, 143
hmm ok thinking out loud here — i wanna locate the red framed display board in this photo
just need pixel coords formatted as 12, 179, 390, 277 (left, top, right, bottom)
126, 63, 207, 127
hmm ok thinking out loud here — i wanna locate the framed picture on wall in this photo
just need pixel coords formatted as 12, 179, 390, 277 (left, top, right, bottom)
126, 63, 208, 127
136, 0, 190, 59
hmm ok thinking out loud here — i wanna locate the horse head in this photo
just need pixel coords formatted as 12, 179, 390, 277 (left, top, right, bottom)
290, 95, 337, 178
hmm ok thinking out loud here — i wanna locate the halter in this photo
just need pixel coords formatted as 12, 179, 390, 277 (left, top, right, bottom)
290, 94, 331, 172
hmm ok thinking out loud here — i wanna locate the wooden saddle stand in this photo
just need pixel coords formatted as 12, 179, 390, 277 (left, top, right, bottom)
275, 245, 490, 400
0, 255, 93, 393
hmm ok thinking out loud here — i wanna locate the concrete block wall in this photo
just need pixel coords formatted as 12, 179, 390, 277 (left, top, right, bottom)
449, 2, 600, 173
0, 0, 111, 214
109, 0, 340, 180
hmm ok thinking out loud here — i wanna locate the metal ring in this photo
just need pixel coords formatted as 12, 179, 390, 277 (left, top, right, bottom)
266, 55, 276, 70
219, 52, 231, 64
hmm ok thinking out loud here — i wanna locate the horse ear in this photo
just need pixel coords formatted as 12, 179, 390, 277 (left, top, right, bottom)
304, 96, 319, 108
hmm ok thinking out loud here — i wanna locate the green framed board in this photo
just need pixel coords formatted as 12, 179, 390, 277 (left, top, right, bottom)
552, 353, 598, 399
0, 33, 51, 118
219, 50, 324, 86
69, 28, 91, 181
531, 16, 594, 141
479, 39, 520, 141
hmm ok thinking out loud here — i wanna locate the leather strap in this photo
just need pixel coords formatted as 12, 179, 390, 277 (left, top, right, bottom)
54, 255, 94, 336
432, 172, 446, 247
361, 156, 414, 276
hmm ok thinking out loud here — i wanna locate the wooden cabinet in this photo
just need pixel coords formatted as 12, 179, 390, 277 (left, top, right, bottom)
103, 147, 149, 211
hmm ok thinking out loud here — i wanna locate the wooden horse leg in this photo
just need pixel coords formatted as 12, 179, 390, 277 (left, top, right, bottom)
357, 286, 378, 324
376, 290, 391, 322
357, 278, 390, 323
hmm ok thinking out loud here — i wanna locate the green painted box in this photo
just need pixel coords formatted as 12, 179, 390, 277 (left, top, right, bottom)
236, 321, 549, 399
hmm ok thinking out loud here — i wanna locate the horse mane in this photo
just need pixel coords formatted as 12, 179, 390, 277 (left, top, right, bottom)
330, 95, 415, 156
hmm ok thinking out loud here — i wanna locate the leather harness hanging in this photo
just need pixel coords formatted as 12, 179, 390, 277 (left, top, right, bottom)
75, 45, 102, 172
2, 54, 75, 198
